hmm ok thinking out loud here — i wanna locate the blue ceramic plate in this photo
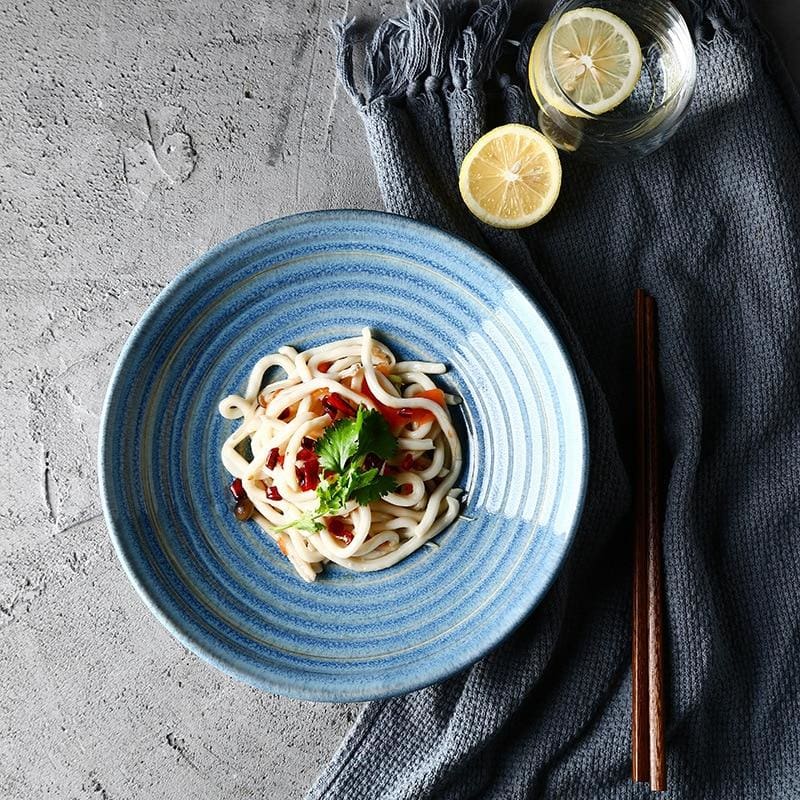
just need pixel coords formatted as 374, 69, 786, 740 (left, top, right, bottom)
100, 210, 587, 701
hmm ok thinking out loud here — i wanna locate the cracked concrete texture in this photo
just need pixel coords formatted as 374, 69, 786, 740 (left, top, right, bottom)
0, 0, 383, 797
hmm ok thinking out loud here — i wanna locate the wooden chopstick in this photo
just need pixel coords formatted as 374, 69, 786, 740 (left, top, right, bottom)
632, 289, 650, 783
644, 295, 666, 790
632, 290, 666, 790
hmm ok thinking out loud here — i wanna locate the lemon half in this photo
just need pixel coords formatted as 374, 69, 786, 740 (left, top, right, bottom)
458, 124, 561, 229
529, 8, 642, 118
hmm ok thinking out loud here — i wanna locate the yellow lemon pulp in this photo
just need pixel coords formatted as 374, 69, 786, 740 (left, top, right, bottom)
530, 8, 642, 118
458, 124, 561, 229
537, 108, 584, 152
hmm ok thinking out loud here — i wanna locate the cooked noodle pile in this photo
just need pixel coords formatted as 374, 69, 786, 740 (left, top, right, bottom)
219, 328, 462, 581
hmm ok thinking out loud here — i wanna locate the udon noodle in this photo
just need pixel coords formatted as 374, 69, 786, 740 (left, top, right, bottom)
218, 328, 462, 581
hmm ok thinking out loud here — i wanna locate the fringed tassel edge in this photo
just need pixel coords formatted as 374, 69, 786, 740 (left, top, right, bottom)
331, 0, 514, 109
685, 0, 751, 37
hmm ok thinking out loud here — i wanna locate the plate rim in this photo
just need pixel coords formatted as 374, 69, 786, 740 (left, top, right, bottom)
98, 208, 589, 701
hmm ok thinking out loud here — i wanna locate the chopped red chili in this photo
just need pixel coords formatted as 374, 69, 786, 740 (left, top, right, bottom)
322, 392, 355, 418
326, 516, 353, 544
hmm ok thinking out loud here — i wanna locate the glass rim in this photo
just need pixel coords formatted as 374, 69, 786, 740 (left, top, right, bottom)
543, 0, 697, 124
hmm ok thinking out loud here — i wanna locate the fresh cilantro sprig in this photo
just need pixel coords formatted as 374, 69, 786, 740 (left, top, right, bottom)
317, 405, 396, 471
278, 406, 398, 534
282, 515, 324, 534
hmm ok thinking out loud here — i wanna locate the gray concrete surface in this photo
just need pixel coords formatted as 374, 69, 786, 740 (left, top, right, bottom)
1, 1, 797, 799
1, 1, 378, 798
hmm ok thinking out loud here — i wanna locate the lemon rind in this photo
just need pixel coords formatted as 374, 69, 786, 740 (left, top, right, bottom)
458, 124, 562, 229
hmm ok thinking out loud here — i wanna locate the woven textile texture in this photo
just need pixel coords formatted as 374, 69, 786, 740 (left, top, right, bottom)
308, 1, 800, 797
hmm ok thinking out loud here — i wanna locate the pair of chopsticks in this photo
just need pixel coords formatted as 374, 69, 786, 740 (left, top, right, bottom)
632, 289, 666, 791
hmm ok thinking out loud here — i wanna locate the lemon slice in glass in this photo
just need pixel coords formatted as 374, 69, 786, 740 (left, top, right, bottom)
538, 108, 584, 152
529, 8, 642, 118
458, 124, 561, 229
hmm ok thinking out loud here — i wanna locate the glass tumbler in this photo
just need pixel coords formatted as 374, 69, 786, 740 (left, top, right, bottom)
528, 0, 697, 160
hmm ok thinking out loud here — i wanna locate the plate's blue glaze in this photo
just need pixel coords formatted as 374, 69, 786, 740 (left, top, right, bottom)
99, 210, 588, 702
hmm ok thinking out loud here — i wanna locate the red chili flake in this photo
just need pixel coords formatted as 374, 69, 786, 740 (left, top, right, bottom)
303, 467, 320, 491
265, 448, 279, 470
326, 516, 353, 544
326, 392, 355, 417
301, 437, 316, 450
400, 452, 415, 471
229, 478, 246, 501
265, 485, 282, 501
321, 396, 338, 419
399, 483, 413, 495
297, 447, 315, 462
383, 464, 400, 476
327, 516, 345, 535
297, 453, 320, 490
318, 362, 331, 373
278, 453, 285, 466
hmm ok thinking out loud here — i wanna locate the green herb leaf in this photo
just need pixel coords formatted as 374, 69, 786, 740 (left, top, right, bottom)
311, 404, 399, 518
275, 513, 323, 534
347, 466, 378, 489
316, 407, 365, 473
291, 515, 324, 533
316, 477, 350, 517
316, 406, 397, 474
350, 474, 397, 506
357, 409, 397, 461
316, 465, 397, 513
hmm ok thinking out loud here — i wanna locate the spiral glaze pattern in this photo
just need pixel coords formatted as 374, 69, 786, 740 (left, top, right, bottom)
99, 210, 587, 701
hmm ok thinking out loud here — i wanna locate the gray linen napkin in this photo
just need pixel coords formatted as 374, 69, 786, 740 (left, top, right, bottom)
308, 1, 800, 797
